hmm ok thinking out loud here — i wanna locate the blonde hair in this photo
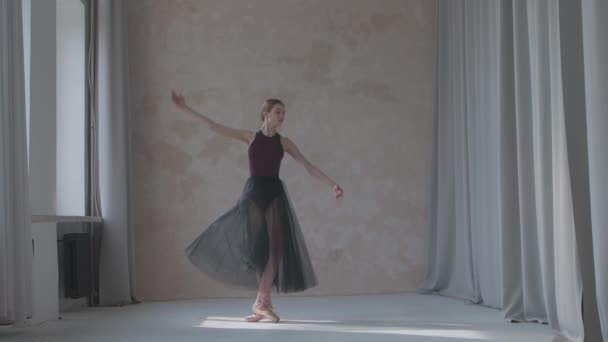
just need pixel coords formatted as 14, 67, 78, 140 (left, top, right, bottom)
260, 99, 284, 122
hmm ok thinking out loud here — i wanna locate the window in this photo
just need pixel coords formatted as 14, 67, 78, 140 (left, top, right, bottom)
56, 0, 86, 215
23, 0, 89, 217
22, 0, 31, 153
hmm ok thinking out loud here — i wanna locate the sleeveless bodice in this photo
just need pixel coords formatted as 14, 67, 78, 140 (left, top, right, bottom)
248, 131, 284, 176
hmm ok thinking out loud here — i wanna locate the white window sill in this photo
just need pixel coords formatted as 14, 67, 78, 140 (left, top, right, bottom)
32, 215, 103, 223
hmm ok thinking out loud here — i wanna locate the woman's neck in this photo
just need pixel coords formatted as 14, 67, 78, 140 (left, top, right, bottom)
260, 124, 277, 137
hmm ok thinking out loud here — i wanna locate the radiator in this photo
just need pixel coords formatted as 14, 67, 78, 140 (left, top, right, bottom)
63, 233, 91, 299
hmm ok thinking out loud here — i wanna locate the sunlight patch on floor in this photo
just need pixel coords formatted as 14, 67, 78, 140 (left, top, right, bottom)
196, 316, 492, 340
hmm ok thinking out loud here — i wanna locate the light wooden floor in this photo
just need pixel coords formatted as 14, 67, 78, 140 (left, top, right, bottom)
1, 293, 565, 342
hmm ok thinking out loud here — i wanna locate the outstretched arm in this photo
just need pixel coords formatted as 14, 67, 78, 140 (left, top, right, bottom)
171, 90, 253, 144
281, 136, 343, 199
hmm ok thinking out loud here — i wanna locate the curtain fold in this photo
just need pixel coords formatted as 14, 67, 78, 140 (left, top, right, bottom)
421, 1, 606, 340
581, 1, 608, 340
0, 0, 34, 326
93, 0, 134, 306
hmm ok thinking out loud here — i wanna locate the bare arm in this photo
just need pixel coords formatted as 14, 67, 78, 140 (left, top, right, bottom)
171, 90, 253, 144
281, 136, 343, 198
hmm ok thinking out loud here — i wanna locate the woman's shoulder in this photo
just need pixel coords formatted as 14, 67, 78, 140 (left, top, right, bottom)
243, 130, 257, 145
279, 135, 296, 151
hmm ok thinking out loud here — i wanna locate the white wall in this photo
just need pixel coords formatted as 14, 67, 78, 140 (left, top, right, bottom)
128, 0, 435, 300
28, 0, 59, 325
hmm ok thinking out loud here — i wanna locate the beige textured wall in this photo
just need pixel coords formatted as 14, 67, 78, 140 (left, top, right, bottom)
127, 0, 435, 301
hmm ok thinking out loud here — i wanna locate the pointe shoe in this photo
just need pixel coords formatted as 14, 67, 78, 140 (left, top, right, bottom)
245, 313, 264, 322
254, 306, 280, 323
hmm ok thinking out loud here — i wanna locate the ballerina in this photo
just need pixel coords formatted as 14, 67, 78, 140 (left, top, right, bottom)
172, 91, 343, 322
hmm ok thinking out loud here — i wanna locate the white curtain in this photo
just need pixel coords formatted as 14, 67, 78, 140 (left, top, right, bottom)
0, 0, 34, 326
581, 1, 608, 341
421, 1, 606, 340
93, 0, 134, 306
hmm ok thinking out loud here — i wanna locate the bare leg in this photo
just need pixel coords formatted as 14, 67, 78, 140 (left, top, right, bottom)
246, 271, 265, 322
249, 199, 283, 322
252, 255, 279, 322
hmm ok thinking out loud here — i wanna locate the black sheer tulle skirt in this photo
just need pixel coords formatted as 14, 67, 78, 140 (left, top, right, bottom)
185, 176, 318, 293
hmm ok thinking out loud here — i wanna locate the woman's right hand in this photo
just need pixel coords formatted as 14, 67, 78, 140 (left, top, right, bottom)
332, 184, 344, 199
171, 90, 189, 111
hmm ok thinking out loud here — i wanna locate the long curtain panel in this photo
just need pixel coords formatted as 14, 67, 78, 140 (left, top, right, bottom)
0, 0, 34, 326
421, 1, 606, 340
581, 1, 608, 340
93, 0, 134, 306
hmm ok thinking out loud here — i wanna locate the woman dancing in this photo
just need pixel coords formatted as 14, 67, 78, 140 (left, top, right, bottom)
172, 91, 343, 323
